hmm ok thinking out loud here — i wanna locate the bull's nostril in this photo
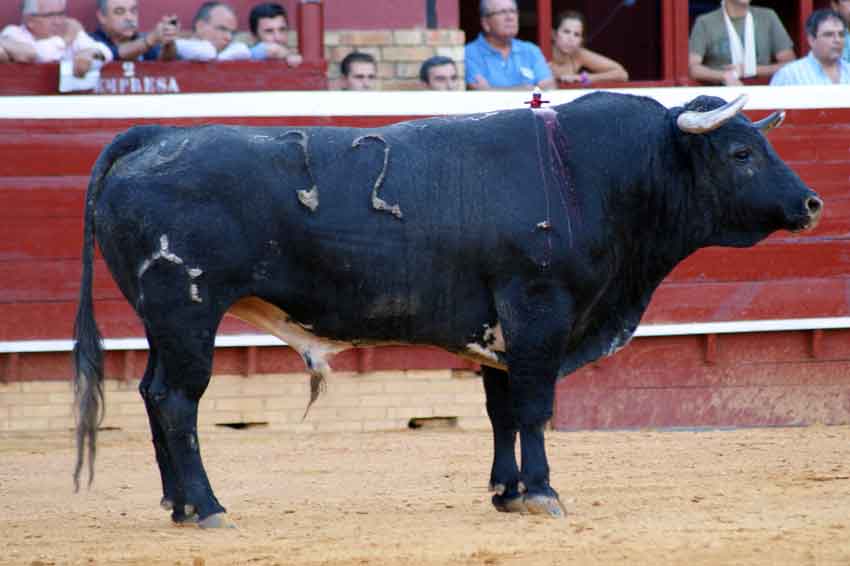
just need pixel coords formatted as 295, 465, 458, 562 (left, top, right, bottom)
806, 196, 823, 215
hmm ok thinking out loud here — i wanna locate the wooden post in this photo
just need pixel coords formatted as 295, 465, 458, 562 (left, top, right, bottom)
244, 346, 258, 377
673, 0, 691, 84
661, 0, 674, 81
661, 0, 693, 84
537, 0, 552, 62
810, 329, 824, 359
797, 0, 814, 57
122, 350, 135, 382
357, 347, 374, 374
704, 334, 718, 365
298, 0, 325, 65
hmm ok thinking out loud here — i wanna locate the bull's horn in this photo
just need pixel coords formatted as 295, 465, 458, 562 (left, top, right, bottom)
753, 110, 786, 132
677, 94, 749, 134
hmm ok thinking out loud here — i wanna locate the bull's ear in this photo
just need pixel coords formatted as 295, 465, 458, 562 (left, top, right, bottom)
753, 110, 785, 133
677, 94, 749, 134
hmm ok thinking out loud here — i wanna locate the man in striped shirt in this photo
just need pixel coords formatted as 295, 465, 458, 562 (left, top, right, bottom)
770, 9, 850, 85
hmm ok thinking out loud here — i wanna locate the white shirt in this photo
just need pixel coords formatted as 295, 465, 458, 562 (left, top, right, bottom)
770, 52, 850, 86
175, 38, 251, 61
0, 24, 112, 63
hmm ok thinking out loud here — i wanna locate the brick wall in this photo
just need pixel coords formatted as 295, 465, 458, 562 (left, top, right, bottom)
0, 369, 487, 433
325, 29, 466, 90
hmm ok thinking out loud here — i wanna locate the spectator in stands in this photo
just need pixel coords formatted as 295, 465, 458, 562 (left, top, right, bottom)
465, 0, 554, 90
176, 1, 250, 61
0, 0, 113, 76
689, 0, 795, 85
339, 51, 377, 90
549, 10, 628, 86
248, 3, 301, 65
831, 0, 850, 62
770, 9, 850, 85
419, 55, 459, 90
92, 0, 178, 61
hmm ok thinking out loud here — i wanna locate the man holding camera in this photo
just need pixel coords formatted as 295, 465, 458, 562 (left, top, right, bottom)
92, 0, 178, 61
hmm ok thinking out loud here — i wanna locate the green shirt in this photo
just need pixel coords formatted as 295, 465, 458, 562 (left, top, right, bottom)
689, 6, 794, 69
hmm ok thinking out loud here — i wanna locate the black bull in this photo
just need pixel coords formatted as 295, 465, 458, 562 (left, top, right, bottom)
73, 92, 822, 526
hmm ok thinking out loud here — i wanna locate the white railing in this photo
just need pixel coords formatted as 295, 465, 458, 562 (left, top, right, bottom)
1, 85, 848, 120
2, 316, 849, 354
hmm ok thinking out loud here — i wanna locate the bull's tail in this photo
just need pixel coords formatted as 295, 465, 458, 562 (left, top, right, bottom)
73, 127, 152, 491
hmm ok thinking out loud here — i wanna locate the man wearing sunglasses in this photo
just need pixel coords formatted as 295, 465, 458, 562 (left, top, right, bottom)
465, 0, 554, 90
0, 0, 113, 77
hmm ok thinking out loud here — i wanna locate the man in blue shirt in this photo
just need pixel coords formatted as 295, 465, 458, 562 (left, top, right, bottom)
465, 0, 555, 90
92, 0, 178, 61
831, 0, 850, 62
770, 9, 850, 85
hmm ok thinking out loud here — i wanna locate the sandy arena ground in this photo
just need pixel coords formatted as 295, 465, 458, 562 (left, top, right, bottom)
2, 425, 850, 565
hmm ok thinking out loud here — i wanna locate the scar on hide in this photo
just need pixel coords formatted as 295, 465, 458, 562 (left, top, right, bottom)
154, 138, 190, 167
352, 134, 403, 219
279, 130, 320, 212
137, 235, 205, 303
463, 111, 501, 122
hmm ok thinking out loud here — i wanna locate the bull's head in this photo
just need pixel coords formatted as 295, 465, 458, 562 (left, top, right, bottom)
674, 95, 822, 247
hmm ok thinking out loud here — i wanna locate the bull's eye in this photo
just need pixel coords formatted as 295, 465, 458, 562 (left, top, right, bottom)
733, 148, 752, 162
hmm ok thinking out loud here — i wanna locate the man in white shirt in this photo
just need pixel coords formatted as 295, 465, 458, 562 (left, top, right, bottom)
0, 0, 113, 77
770, 9, 850, 85
176, 1, 250, 61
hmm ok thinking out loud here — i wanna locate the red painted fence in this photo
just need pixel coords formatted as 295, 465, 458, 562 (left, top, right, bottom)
1, 88, 848, 430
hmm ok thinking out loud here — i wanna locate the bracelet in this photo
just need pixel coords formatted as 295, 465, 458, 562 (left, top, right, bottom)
579, 71, 590, 85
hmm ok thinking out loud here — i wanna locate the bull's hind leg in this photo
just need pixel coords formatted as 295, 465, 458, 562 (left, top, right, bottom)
139, 335, 200, 524
482, 366, 525, 513
137, 260, 233, 528
145, 325, 230, 527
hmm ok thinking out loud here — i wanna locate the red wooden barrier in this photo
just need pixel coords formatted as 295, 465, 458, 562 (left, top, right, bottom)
0, 61, 327, 97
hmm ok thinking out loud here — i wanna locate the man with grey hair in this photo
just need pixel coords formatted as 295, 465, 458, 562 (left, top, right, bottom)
0, 0, 113, 76
91, 0, 179, 61
464, 0, 554, 90
176, 1, 251, 61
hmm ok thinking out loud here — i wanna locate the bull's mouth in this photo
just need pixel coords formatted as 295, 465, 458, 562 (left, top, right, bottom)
789, 213, 821, 233
789, 196, 823, 233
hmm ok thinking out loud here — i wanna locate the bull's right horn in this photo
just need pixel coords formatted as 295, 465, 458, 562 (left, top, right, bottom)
677, 94, 749, 134
753, 110, 786, 133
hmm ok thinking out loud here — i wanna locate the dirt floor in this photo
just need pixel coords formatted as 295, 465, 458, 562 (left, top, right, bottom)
2, 425, 850, 566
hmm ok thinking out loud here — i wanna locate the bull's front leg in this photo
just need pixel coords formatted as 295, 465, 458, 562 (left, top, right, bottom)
482, 366, 525, 512
494, 278, 570, 517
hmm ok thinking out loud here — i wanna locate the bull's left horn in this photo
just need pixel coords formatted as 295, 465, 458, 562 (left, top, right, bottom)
677, 94, 749, 134
753, 110, 786, 133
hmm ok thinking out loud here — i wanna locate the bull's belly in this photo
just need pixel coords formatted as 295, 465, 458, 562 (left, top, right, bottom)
227, 297, 506, 373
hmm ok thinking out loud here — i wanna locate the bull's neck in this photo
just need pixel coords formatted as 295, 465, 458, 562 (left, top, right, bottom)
615, 139, 703, 299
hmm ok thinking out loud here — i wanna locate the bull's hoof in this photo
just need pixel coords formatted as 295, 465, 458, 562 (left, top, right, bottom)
198, 512, 237, 529
492, 493, 527, 513
171, 504, 199, 525
524, 495, 567, 517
